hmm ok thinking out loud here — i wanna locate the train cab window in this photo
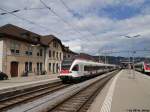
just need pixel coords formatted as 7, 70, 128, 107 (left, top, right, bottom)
146, 64, 150, 68
72, 65, 79, 71
61, 65, 70, 70
61, 60, 73, 70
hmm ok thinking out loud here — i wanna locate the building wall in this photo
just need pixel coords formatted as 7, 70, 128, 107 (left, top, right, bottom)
0, 40, 4, 72
3, 38, 45, 77
0, 37, 64, 77
46, 40, 63, 74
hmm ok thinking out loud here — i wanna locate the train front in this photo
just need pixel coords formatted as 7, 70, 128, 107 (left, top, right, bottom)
58, 59, 74, 82
144, 62, 150, 73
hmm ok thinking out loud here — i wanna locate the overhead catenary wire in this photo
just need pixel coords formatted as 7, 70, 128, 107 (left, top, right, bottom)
100, 49, 150, 55
0, 9, 20, 15
59, 0, 98, 40
40, 0, 89, 40
0, 0, 94, 41
0, 7, 62, 35
0, 7, 47, 15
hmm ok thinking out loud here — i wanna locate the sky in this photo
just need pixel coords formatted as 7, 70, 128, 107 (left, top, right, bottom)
0, 0, 150, 57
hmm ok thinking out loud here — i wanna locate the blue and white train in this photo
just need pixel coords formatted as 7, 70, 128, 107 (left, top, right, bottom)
58, 59, 116, 82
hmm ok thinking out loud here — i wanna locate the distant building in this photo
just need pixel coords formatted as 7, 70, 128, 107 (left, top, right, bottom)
0, 24, 64, 78
78, 53, 96, 61
63, 46, 78, 60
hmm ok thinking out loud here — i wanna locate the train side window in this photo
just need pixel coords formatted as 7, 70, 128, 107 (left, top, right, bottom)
84, 66, 90, 71
72, 65, 79, 71
100, 66, 105, 69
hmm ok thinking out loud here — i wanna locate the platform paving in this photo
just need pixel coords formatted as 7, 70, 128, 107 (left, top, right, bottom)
0, 74, 59, 94
88, 69, 150, 112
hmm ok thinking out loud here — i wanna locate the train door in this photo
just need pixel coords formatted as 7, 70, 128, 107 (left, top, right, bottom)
79, 64, 84, 76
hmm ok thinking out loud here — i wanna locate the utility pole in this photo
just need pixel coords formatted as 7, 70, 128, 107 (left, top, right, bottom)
124, 34, 141, 79
98, 49, 100, 63
80, 45, 84, 53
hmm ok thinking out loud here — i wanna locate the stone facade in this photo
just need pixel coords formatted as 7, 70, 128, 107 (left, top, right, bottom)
1, 38, 45, 78
44, 37, 63, 75
0, 24, 64, 78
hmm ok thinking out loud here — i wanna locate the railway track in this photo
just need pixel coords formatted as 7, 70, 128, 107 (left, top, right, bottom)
0, 81, 70, 111
48, 71, 118, 112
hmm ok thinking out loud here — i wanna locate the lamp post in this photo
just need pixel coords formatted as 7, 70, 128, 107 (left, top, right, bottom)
98, 49, 101, 63
124, 34, 141, 79
98, 49, 107, 64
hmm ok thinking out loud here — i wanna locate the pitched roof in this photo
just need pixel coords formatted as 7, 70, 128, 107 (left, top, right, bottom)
0, 24, 40, 38
0, 24, 65, 48
0, 24, 46, 46
40, 35, 56, 45
40, 35, 63, 47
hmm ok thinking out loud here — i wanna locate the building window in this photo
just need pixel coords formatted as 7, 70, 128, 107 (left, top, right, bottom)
37, 63, 39, 72
49, 63, 51, 71
25, 62, 32, 72
16, 50, 20, 54
40, 63, 42, 71
25, 51, 28, 55
63, 54, 66, 59
56, 52, 58, 59
29, 51, 32, 55
37, 52, 39, 56
25, 62, 28, 71
68, 54, 70, 58
10, 49, 20, 55
53, 63, 55, 73
29, 62, 32, 72
53, 51, 55, 58
56, 63, 59, 73
25, 51, 32, 56
53, 41, 58, 48
10, 41, 20, 55
40, 49, 43, 56
49, 50, 51, 57
10, 49, 15, 54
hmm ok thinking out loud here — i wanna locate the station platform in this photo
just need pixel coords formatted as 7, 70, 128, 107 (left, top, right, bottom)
0, 74, 59, 94
88, 69, 150, 112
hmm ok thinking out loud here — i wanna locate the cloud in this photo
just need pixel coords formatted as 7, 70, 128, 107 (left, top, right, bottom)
0, 0, 150, 57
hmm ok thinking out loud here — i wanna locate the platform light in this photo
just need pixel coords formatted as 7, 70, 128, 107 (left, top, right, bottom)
123, 34, 141, 79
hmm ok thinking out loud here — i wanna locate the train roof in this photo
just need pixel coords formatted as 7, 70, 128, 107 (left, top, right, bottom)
135, 61, 150, 65
72, 59, 116, 67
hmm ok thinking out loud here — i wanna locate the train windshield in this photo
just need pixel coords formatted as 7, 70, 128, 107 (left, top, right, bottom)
146, 64, 150, 68
72, 65, 79, 71
61, 60, 73, 70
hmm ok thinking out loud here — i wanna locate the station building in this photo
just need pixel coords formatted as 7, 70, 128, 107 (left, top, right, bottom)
40, 35, 63, 75
0, 24, 64, 78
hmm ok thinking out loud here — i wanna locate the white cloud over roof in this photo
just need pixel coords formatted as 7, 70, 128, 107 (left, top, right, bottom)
0, 0, 150, 57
